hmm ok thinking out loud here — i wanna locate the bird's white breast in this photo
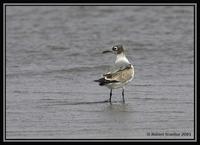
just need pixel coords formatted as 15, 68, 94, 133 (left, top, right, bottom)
115, 53, 130, 64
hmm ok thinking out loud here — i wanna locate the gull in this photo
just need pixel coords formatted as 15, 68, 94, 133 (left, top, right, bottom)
94, 44, 134, 103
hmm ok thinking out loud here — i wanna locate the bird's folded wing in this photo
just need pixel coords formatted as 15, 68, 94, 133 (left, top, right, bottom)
103, 64, 132, 82
104, 63, 131, 75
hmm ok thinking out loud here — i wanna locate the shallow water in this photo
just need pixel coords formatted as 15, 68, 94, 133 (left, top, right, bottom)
5, 5, 194, 139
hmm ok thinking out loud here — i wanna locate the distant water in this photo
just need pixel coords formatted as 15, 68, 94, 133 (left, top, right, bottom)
6, 5, 194, 139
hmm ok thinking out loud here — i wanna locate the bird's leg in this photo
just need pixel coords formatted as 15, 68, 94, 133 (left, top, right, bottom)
109, 89, 112, 103
122, 88, 125, 103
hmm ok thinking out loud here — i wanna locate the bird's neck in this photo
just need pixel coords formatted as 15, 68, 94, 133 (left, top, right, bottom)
115, 53, 130, 64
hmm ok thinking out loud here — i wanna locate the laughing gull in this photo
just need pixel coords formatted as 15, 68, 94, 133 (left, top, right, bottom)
94, 44, 134, 103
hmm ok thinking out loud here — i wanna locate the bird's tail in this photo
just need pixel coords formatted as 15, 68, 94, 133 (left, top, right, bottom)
94, 78, 105, 86
94, 78, 119, 86
94, 79, 100, 82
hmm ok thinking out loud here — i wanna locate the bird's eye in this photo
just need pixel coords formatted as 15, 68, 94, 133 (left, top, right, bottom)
113, 47, 118, 51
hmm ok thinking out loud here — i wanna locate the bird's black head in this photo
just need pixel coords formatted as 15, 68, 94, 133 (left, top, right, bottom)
112, 44, 124, 54
102, 44, 125, 55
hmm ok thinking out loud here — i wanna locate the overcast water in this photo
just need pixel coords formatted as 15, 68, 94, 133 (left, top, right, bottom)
5, 5, 194, 139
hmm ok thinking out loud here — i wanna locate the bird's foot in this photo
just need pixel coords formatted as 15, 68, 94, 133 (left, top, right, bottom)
104, 99, 112, 104
104, 99, 110, 102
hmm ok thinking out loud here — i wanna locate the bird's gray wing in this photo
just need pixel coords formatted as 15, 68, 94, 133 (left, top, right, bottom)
103, 64, 132, 82
103, 63, 131, 77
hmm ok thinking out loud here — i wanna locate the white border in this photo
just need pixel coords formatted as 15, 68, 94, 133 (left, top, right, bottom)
3, 3, 197, 6
194, 3, 197, 142
3, 3, 6, 142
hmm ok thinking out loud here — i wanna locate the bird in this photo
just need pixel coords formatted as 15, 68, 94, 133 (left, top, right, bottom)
94, 44, 134, 103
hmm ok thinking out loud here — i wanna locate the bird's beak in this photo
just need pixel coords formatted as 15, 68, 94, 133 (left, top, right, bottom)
102, 50, 113, 54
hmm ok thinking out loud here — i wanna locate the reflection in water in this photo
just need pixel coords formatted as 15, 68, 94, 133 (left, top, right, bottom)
39, 98, 129, 106
106, 102, 129, 112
